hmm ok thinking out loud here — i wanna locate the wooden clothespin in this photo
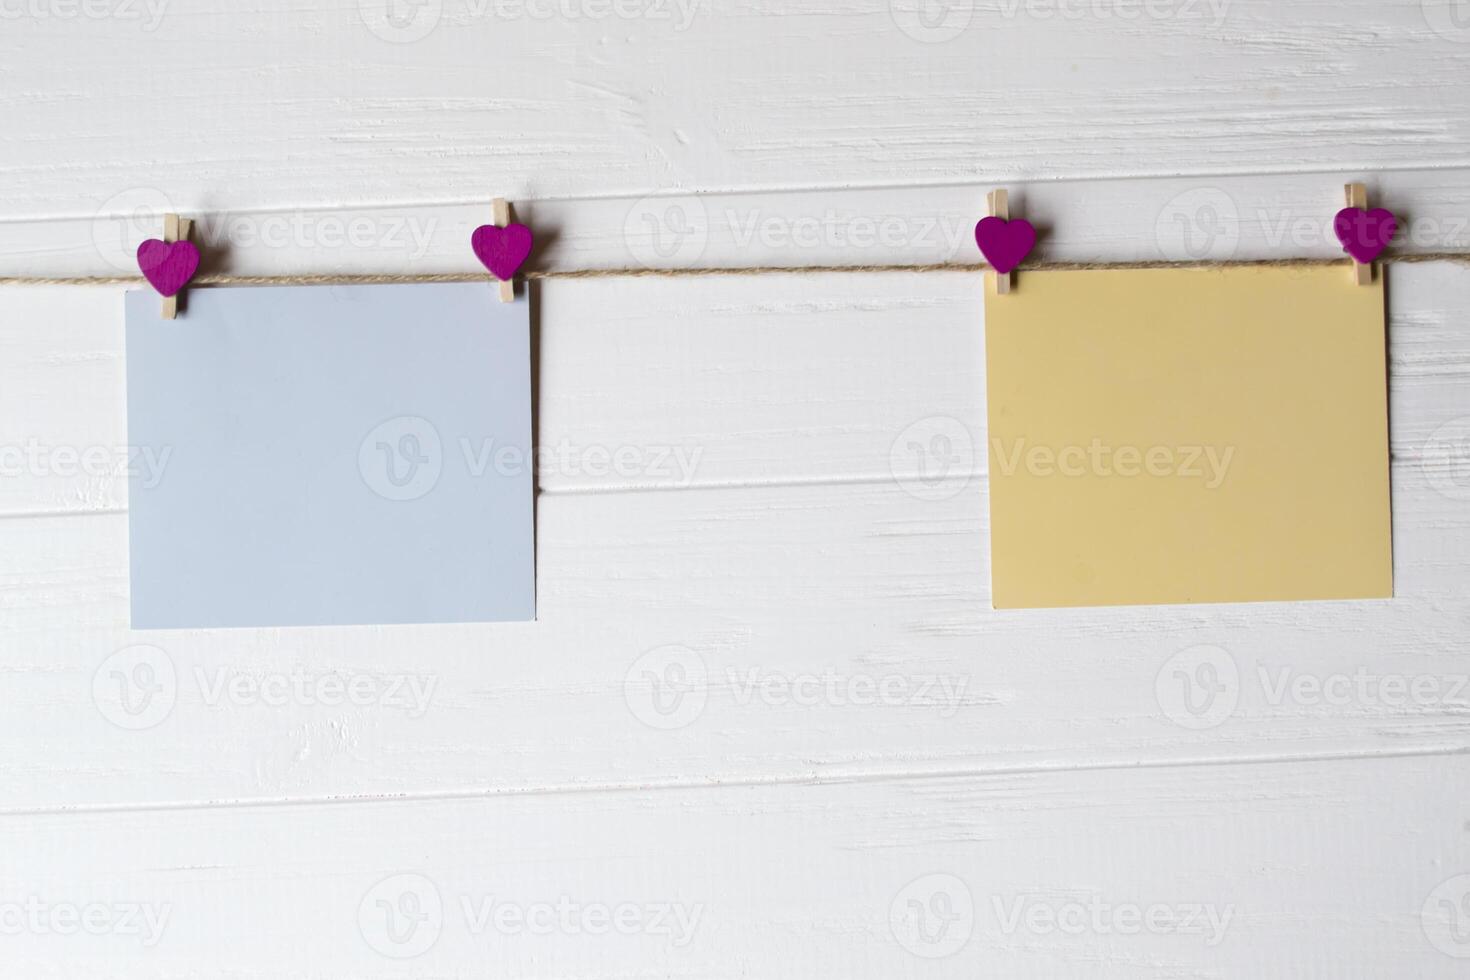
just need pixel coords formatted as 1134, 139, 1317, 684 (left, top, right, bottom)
977, 190, 1036, 295
470, 199, 534, 302
976, 191, 1034, 295
1344, 183, 1373, 286
492, 198, 515, 302
162, 213, 193, 319
987, 190, 1012, 295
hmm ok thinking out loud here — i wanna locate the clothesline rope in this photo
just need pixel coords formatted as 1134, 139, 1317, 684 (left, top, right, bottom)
3, 252, 1469, 287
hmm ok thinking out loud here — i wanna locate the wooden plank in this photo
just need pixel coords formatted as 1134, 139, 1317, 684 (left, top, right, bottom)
9, 169, 1470, 280
5, 2, 1470, 215
2, 262, 1467, 511
0, 756, 1464, 978
0, 264, 1462, 809
4, 7, 1467, 977
0, 463, 1467, 809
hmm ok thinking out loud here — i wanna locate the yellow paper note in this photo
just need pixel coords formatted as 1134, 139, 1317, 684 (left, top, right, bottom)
984, 265, 1392, 609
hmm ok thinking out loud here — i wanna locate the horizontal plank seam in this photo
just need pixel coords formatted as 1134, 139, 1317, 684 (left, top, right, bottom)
10, 160, 1470, 222
3, 743, 1465, 820
0, 451, 1434, 519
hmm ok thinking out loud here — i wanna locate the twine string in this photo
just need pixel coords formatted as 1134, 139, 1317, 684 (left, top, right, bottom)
2, 252, 1468, 287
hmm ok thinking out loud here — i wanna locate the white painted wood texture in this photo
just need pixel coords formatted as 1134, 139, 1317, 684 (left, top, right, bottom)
8, 168, 1470, 278
4, 1, 1470, 976
4, 0, 1470, 215
3, 758, 1467, 978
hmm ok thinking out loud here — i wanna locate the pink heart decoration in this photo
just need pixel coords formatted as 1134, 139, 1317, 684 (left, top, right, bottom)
1334, 207, 1398, 264
136, 239, 201, 297
974, 217, 1036, 274
470, 223, 534, 281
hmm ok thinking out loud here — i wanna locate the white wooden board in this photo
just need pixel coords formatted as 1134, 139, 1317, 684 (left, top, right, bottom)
4, 2, 1470, 974
3, 756, 1468, 978
1, 266, 1470, 817
7, 169, 1470, 279
5, 1, 1470, 216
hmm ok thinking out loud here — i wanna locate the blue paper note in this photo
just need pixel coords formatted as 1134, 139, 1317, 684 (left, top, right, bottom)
125, 283, 535, 628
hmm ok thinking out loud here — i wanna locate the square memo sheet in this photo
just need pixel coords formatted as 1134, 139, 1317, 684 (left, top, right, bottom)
984, 265, 1392, 609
